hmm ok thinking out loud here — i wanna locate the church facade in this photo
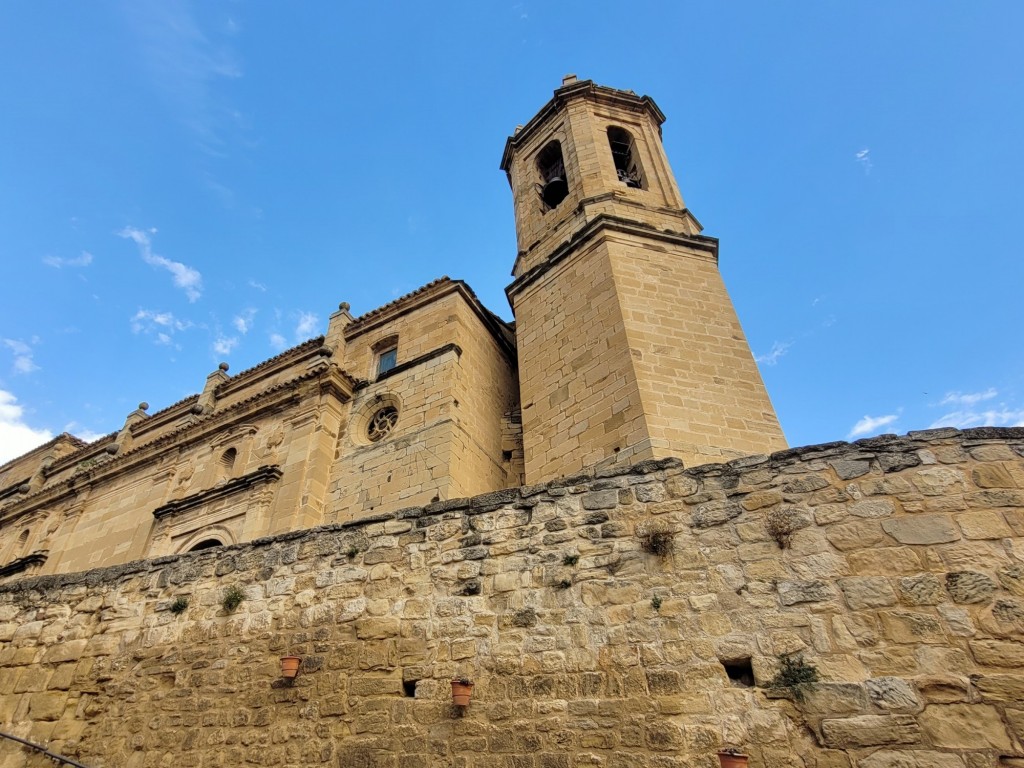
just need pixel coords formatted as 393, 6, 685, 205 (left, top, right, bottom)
0, 76, 784, 579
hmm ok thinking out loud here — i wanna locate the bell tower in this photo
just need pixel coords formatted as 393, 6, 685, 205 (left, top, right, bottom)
502, 76, 787, 482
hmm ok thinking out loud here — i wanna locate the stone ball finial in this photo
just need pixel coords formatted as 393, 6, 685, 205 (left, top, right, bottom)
138, 402, 149, 411
339, 302, 350, 312
105, 444, 119, 455
318, 345, 333, 358
190, 404, 205, 415
218, 362, 230, 372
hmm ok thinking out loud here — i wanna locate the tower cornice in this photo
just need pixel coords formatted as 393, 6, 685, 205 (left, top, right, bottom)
505, 213, 718, 302
500, 80, 665, 175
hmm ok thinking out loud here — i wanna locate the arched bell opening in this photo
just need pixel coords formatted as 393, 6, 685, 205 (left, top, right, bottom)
608, 126, 645, 189
536, 140, 569, 210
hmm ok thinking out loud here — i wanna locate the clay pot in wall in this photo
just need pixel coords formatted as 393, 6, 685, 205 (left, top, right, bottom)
718, 753, 749, 768
451, 679, 474, 707
280, 656, 302, 679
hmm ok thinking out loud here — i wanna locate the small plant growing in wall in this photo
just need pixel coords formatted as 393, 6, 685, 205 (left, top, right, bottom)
555, 579, 572, 590
764, 507, 803, 549
169, 596, 189, 615
766, 653, 819, 701
562, 553, 579, 566
222, 585, 246, 612
638, 523, 675, 557
650, 595, 663, 612
346, 545, 360, 559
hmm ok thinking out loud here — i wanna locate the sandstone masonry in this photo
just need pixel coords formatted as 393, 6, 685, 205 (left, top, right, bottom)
1, 428, 1022, 767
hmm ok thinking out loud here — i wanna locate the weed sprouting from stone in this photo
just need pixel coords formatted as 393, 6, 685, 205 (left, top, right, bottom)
639, 524, 675, 557
651, 595, 663, 612
562, 553, 579, 566
169, 596, 189, 615
767, 654, 819, 701
222, 585, 246, 612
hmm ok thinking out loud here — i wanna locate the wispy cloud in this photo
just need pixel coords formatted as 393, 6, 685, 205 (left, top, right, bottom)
43, 251, 93, 268
755, 341, 792, 366
213, 336, 238, 355
119, 227, 203, 301
940, 389, 998, 407
233, 308, 256, 334
855, 148, 873, 174
131, 309, 192, 346
63, 422, 107, 443
930, 407, 1024, 430
3, 338, 39, 374
269, 333, 287, 351
248, 279, 267, 292
0, 389, 53, 464
848, 413, 899, 439
123, 2, 243, 155
295, 312, 319, 339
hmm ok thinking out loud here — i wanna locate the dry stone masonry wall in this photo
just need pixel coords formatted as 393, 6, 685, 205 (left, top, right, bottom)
1, 427, 1023, 768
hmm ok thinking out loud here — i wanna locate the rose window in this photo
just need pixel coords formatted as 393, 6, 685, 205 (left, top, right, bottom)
367, 406, 399, 442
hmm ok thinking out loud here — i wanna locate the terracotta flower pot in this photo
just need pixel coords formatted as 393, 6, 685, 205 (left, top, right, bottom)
718, 752, 749, 768
451, 680, 474, 706
280, 656, 302, 679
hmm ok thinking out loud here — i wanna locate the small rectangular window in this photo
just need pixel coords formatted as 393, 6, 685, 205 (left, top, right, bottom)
377, 347, 397, 376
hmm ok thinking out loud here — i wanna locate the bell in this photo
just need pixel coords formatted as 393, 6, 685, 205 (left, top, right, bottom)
541, 177, 568, 208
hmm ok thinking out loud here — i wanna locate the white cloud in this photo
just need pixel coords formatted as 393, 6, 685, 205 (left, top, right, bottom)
119, 227, 203, 302
855, 148, 873, 174
940, 389, 998, 407
930, 408, 1024, 430
3, 338, 39, 374
213, 336, 238, 355
269, 333, 287, 351
43, 251, 93, 268
848, 413, 899, 439
0, 390, 53, 464
755, 341, 791, 366
63, 423, 107, 443
233, 308, 256, 334
294, 312, 318, 339
248, 279, 267, 292
131, 309, 191, 346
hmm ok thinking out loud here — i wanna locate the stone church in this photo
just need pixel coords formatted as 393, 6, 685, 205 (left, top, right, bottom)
0, 75, 785, 579
0, 79, 1021, 768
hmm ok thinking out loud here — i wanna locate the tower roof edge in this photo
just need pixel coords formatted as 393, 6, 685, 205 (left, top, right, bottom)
499, 80, 665, 173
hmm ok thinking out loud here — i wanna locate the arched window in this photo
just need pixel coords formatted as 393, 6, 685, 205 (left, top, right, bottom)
16, 529, 30, 555
536, 140, 569, 209
219, 447, 237, 472
607, 127, 645, 189
188, 539, 223, 552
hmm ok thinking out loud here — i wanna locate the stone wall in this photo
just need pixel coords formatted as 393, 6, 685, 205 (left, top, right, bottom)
1, 427, 1022, 768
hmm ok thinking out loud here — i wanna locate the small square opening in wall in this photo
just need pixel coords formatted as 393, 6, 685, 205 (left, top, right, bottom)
402, 679, 418, 698
721, 658, 755, 687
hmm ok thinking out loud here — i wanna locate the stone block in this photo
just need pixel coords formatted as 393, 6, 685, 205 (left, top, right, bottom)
826, 521, 885, 551
850, 500, 895, 518
356, 618, 400, 640
28, 691, 67, 721
971, 463, 1017, 488
944, 571, 995, 604
973, 674, 1024, 703
857, 750, 965, 768
778, 580, 833, 606
919, 703, 1013, 749
878, 611, 945, 644
881, 515, 960, 545
820, 714, 920, 748
955, 510, 1013, 539
897, 575, 943, 606
831, 460, 871, 480
969, 639, 1024, 667
839, 577, 897, 609
865, 677, 920, 711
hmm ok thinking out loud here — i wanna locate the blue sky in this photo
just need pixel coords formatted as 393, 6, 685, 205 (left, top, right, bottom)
2, 2, 1022, 465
